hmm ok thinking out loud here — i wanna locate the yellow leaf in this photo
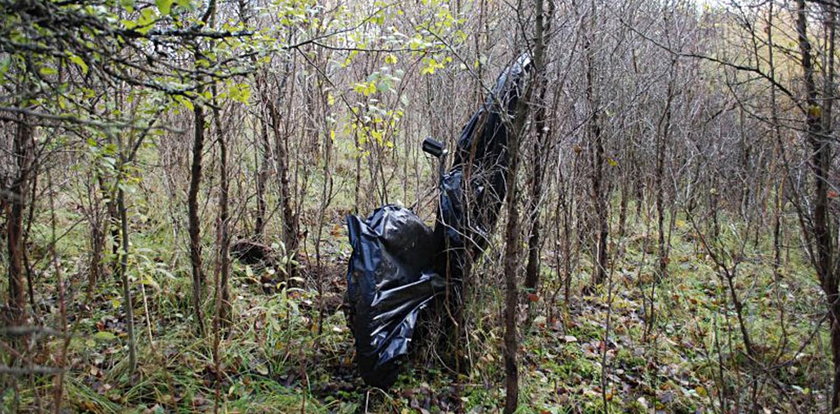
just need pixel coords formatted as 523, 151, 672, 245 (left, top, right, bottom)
68, 55, 88, 74
353, 82, 375, 96
174, 95, 194, 111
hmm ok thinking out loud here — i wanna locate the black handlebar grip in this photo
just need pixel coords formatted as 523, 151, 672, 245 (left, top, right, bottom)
422, 137, 444, 158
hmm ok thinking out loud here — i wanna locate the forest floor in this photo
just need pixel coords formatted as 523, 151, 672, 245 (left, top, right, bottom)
3, 211, 832, 413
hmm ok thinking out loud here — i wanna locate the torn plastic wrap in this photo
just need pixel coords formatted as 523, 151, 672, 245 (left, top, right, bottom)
345, 205, 444, 388
345, 54, 531, 388
439, 53, 532, 253
435, 53, 532, 295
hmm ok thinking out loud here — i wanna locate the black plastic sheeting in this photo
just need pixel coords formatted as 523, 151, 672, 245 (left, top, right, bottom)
345, 54, 532, 388
345, 205, 445, 388
436, 53, 532, 293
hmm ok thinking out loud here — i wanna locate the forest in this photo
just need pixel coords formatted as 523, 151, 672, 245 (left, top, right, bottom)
2, 0, 840, 412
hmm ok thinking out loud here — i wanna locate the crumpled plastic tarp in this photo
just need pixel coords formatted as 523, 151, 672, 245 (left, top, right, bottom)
436, 54, 532, 292
345, 205, 445, 388
345, 54, 532, 388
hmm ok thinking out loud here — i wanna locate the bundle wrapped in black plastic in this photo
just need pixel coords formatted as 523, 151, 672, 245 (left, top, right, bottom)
345, 54, 531, 388
345, 205, 444, 388
436, 53, 532, 291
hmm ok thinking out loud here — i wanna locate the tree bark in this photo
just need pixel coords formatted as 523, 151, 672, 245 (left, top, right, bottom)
255, 114, 270, 240
655, 59, 676, 284
584, 0, 608, 287
213, 97, 231, 330
503, 111, 523, 414
6, 114, 33, 324
188, 100, 207, 336
254, 74, 271, 240
116, 185, 136, 374
266, 96, 298, 279
523, 0, 553, 298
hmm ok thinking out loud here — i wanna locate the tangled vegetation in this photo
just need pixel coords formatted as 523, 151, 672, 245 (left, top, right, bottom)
2, 0, 840, 412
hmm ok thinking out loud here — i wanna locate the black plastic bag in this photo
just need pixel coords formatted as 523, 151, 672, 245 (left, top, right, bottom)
345, 205, 445, 388
438, 53, 532, 255
434, 53, 532, 300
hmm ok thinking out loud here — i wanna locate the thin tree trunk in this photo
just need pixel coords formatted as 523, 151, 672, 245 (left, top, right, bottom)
213, 97, 231, 330
795, 0, 839, 409
266, 97, 298, 280
116, 185, 136, 374
824, 5, 838, 411
769, 2, 783, 277
524, 0, 553, 325
87, 218, 105, 299
255, 119, 270, 240
504, 2, 543, 409
584, 0, 608, 287
655, 59, 676, 284
314, 76, 334, 335
353, 130, 362, 214
502, 122, 523, 414
254, 75, 271, 240
561, 155, 577, 305
97, 171, 121, 276
22, 172, 38, 313
617, 180, 629, 240
188, 100, 207, 336
523, 133, 544, 294
7, 114, 33, 324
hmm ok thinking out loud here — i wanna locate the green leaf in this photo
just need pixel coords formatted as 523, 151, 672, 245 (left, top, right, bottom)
353, 81, 376, 96
68, 55, 88, 74
174, 95, 194, 111
0, 56, 10, 76
134, 8, 156, 34
228, 82, 251, 104
420, 57, 444, 75
156, 0, 173, 15
93, 331, 117, 342
39, 66, 57, 76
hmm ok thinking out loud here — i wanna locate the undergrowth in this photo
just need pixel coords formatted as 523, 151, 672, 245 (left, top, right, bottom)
1, 206, 829, 413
